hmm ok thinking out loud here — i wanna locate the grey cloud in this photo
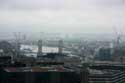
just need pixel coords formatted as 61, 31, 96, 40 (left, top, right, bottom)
0, 0, 125, 34
0, 0, 125, 10
0, 0, 64, 10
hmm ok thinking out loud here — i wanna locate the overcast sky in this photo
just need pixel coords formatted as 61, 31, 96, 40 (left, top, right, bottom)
0, 0, 125, 35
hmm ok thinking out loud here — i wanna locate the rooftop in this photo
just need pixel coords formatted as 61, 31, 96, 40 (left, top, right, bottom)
4, 66, 74, 72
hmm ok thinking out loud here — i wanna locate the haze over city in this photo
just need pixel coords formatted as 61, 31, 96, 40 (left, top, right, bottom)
0, 0, 125, 35
1, 0, 125, 83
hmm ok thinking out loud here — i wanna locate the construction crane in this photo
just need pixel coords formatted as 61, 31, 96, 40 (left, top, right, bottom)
113, 27, 122, 48
13, 32, 22, 58
113, 27, 124, 64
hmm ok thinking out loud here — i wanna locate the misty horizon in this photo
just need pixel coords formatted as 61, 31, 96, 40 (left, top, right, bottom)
0, 0, 125, 35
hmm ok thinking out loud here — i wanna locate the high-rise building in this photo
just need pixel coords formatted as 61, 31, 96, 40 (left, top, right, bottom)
95, 47, 112, 61
58, 40, 63, 55
88, 69, 125, 83
37, 40, 42, 57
